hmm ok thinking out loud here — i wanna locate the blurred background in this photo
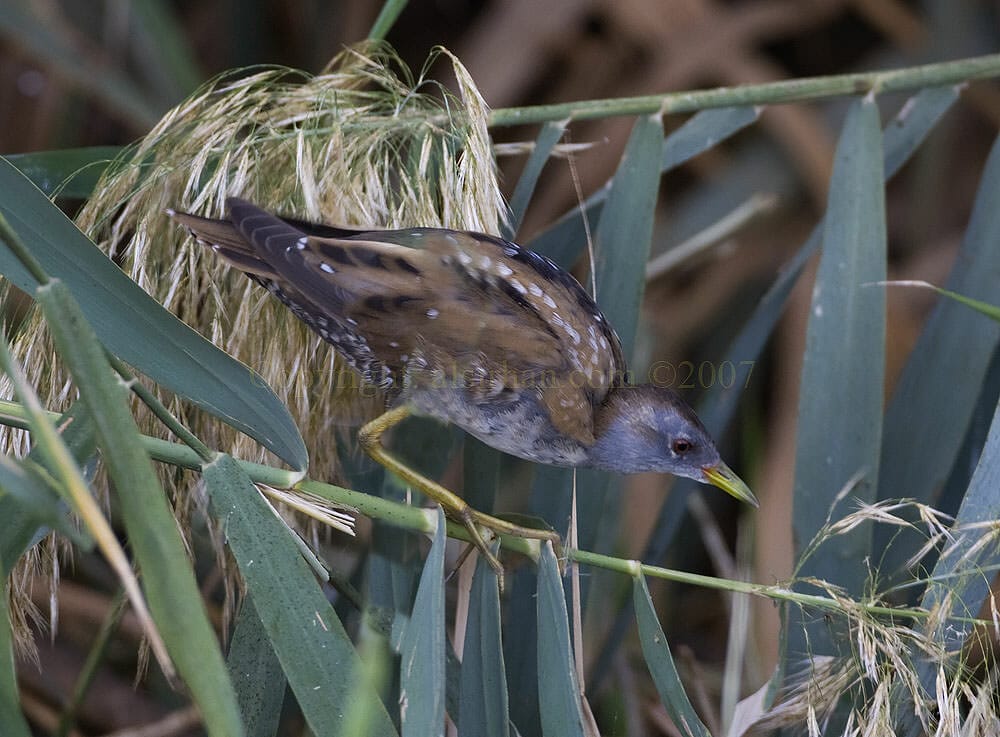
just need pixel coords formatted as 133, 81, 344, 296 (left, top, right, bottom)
3, 1, 1000, 734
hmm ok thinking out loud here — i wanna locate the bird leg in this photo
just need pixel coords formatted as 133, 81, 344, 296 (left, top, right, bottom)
358, 404, 561, 576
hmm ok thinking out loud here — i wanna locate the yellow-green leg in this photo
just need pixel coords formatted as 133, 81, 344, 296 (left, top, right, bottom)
358, 404, 561, 576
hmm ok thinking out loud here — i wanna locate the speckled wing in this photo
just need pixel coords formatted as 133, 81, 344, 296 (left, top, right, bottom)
171, 203, 399, 389
400, 227, 627, 445
174, 198, 626, 445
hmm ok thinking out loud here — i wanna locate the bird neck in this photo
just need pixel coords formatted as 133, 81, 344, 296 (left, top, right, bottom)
585, 387, 655, 474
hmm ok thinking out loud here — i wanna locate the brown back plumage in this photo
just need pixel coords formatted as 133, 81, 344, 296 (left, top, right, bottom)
171, 198, 626, 445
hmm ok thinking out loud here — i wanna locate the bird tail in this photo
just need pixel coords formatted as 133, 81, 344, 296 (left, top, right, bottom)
167, 208, 277, 277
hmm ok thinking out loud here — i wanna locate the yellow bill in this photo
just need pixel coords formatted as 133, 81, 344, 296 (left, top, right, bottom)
702, 461, 758, 508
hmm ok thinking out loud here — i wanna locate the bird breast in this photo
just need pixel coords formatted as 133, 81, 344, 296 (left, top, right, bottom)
407, 384, 591, 467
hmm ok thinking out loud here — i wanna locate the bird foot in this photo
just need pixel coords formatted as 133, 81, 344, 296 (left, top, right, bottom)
452, 506, 561, 591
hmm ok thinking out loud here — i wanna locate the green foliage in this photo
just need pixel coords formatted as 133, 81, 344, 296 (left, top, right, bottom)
787, 97, 887, 658
634, 574, 711, 737
0, 593, 29, 737
536, 543, 586, 737
0, 159, 307, 469
1, 31, 1000, 737
202, 454, 395, 736
226, 595, 286, 737
459, 544, 509, 737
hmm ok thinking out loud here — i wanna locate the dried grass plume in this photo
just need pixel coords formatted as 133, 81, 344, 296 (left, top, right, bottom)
4, 42, 503, 653
31, 42, 504, 477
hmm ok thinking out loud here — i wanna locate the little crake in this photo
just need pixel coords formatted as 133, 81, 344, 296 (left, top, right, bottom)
171, 198, 757, 572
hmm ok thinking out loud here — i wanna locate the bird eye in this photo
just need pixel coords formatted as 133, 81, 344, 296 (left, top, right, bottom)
672, 438, 693, 454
